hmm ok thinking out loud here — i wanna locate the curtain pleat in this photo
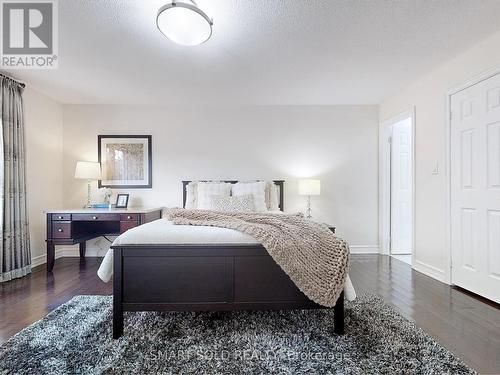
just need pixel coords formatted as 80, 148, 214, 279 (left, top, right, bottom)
0, 76, 31, 282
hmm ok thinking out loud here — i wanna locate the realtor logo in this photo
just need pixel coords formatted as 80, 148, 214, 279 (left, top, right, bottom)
1, 0, 58, 69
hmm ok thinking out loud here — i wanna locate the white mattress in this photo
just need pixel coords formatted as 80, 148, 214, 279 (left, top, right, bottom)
113, 218, 260, 245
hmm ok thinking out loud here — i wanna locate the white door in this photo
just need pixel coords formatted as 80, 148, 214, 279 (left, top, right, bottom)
451, 73, 500, 303
391, 118, 413, 255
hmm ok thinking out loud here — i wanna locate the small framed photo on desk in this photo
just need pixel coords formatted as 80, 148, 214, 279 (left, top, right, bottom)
115, 194, 129, 208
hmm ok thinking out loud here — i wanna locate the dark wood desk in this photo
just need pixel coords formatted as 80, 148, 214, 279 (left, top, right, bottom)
45, 208, 162, 273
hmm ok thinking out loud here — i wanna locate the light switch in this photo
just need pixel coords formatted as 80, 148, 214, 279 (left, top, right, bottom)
432, 162, 439, 175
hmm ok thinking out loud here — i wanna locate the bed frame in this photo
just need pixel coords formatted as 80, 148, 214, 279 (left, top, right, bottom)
112, 180, 344, 339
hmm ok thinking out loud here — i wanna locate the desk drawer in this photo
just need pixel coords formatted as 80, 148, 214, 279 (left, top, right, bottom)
52, 222, 71, 238
72, 214, 120, 221
52, 213, 71, 221
120, 213, 139, 221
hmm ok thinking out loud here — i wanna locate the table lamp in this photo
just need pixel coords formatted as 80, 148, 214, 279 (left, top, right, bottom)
299, 179, 321, 219
75, 161, 102, 208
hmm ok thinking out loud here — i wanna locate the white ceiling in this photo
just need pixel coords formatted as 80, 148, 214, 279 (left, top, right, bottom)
6, 0, 500, 105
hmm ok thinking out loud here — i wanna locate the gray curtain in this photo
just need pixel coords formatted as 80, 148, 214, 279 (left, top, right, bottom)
0, 75, 31, 282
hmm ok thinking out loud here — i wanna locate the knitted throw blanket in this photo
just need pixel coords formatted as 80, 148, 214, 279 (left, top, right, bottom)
165, 209, 350, 307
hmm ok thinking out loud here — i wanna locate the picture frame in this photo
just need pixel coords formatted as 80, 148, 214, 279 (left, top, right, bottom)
115, 194, 129, 209
98, 135, 152, 188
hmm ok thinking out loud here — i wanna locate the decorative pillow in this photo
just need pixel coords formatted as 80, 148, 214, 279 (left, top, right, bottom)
232, 181, 268, 212
197, 182, 232, 209
265, 181, 280, 211
185, 181, 198, 209
211, 195, 255, 212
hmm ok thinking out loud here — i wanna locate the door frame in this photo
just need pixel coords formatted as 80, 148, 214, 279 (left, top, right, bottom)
445, 64, 500, 285
379, 108, 416, 264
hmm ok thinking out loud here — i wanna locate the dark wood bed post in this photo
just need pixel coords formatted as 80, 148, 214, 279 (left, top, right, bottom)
113, 247, 124, 339
334, 291, 345, 335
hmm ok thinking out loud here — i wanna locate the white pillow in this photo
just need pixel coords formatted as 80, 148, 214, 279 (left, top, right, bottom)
211, 195, 255, 212
232, 181, 268, 212
185, 181, 198, 209
197, 182, 232, 209
265, 181, 280, 211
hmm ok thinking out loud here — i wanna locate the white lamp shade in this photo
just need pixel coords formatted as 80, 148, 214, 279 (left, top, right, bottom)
74, 161, 102, 180
157, 2, 213, 46
299, 179, 321, 196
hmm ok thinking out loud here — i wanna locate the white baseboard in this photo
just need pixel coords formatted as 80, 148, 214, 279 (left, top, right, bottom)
350, 245, 379, 254
31, 254, 47, 268
31, 243, 110, 266
55, 245, 108, 258
413, 260, 446, 283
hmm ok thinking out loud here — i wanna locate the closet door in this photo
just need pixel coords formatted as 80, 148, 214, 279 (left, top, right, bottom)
450, 73, 500, 303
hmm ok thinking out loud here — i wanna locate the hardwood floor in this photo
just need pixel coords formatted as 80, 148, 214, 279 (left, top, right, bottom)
1, 255, 499, 373
0, 258, 111, 343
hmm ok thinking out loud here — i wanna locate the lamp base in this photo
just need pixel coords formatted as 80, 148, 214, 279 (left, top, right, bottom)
306, 195, 312, 219
84, 180, 92, 209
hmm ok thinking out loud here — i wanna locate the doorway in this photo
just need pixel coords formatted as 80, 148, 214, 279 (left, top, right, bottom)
380, 110, 415, 265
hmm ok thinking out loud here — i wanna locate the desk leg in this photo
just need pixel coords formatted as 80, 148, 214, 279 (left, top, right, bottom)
79, 242, 86, 258
47, 241, 55, 273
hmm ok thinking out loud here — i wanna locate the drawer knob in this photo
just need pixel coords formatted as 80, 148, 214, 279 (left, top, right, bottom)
127, 215, 132, 220
58, 216, 63, 219
58, 228, 63, 232
92, 216, 98, 220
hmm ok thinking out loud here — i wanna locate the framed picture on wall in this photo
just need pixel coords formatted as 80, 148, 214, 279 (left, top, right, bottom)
98, 135, 152, 188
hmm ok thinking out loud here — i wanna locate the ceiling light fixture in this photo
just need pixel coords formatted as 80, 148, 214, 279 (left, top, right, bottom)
156, 0, 213, 46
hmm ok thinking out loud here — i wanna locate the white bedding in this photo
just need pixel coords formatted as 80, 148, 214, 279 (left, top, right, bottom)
97, 218, 356, 301
115, 218, 260, 245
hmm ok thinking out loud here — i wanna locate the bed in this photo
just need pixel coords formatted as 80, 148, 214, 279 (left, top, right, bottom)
102, 180, 350, 339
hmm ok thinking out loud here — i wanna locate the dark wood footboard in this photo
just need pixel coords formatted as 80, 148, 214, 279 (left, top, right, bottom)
112, 244, 345, 339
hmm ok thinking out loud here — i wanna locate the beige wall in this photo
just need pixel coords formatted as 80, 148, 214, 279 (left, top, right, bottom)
62, 105, 380, 253
380, 29, 500, 282
23, 88, 64, 265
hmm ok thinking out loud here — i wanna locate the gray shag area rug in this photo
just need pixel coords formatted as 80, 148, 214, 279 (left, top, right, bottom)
0, 294, 474, 374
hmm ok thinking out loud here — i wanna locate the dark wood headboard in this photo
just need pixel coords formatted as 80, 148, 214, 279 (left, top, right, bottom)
182, 180, 285, 211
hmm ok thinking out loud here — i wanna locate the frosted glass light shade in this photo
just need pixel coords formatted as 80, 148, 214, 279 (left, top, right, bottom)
75, 161, 102, 180
299, 179, 321, 196
157, 2, 213, 46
